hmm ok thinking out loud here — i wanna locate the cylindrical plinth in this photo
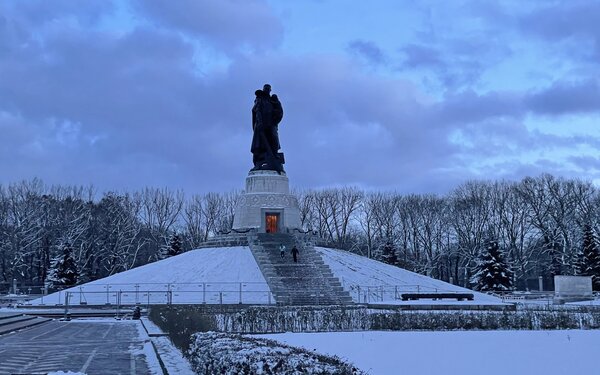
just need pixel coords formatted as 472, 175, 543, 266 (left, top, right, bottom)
232, 171, 301, 232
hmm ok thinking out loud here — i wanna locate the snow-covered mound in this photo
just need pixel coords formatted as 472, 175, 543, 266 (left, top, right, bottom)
28, 245, 500, 306
29, 247, 269, 306
317, 247, 501, 304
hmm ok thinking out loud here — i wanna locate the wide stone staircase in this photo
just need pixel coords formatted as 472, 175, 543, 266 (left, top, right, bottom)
0, 312, 51, 336
248, 233, 353, 305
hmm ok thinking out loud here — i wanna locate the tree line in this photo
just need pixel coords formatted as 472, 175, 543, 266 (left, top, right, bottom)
296, 173, 600, 290
0, 178, 237, 287
1, 174, 599, 290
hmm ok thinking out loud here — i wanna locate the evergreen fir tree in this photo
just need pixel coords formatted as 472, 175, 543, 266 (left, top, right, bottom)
167, 233, 183, 257
380, 241, 399, 266
546, 237, 562, 277
576, 224, 600, 291
157, 243, 169, 260
470, 238, 513, 292
159, 233, 183, 260
46, 243, 78, 289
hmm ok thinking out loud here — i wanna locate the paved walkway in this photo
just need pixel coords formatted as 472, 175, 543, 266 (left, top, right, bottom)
0, 319, 159, 374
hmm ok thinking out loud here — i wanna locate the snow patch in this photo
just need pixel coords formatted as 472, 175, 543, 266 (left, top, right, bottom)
259, 330, 600, 375
28, 247, 270, 305
153, 336, 195, 375
317, 247, 501, 303
129, 321, 163, 375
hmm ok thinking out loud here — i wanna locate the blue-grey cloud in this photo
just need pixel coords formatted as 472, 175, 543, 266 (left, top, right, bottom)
569, 156, 600, 172
514, 1, 600, 65
397, 37, 512, 90
347, 40, 386, 65
131, 0, 283, 53
1, 0, 111, 26
423, 79, 600, 127
519, 2, 600, 43
400, 43, 443, 69
526, 79, 600, 116
395, 1, 514, 90
434, 90, 523, 125
0, 0, 599, 196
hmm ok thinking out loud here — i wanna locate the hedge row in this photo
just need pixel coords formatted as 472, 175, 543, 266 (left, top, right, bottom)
370, 310, 600, 330
150, 305, 600, 346
188, 332, 365, 375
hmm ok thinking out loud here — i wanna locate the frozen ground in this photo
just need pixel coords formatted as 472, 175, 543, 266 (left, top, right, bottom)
317, 247, 501, 304
28, 247, 270, 305
258, 329, 600, 375
569, 299, 600, 306
28, 246, 500, 306
0, 319, 160, 374
141, 317, 195, 375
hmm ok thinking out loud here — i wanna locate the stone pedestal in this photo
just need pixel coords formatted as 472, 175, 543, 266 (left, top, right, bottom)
553, 275, 593, 304
232, 171, 301, 232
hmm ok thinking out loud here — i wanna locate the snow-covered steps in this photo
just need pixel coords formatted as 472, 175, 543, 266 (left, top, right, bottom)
0, 312, 52, 336
248, 233, 354, 305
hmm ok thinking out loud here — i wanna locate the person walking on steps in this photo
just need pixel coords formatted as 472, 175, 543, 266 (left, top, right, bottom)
279, 244, 286, 259
291, 245, 299, 263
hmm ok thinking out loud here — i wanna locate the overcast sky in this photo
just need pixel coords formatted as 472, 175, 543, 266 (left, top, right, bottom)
1, 0, 599, 195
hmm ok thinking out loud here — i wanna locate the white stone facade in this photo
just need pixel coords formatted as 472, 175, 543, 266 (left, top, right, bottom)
554, 275, 593, 298
232, 170, 302, 232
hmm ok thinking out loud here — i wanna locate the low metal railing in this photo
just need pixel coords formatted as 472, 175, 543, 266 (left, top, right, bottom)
24, 282, 495, 306
28, 282, 275, 306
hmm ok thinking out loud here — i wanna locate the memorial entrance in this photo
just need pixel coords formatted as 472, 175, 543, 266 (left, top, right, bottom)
265, 213, 280, 233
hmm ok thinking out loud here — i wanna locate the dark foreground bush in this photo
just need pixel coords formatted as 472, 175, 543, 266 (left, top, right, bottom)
370, 310, 600, 331
188, 332, 365, 375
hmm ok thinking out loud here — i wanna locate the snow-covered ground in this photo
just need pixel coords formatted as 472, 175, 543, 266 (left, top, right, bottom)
258, 330, 600, 375
28, 247, 271, 305
318, 247, 502, 304
569, 298, 600, 306
141, 318, 195, 375
132, 320, 168, 375
28, 245, 500, 306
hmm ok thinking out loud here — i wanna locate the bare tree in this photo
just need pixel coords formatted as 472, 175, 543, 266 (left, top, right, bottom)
357, 193, 379, 258
399, 194, 449, 276
138, 187, 184, 259
217, 191, 239, 233
201, 192, 225, 241
294, 189, 315, 230
516, 175, 577, 276
448, 181, 495, 285
183, 194, 206, 248
493, 181, 534, 287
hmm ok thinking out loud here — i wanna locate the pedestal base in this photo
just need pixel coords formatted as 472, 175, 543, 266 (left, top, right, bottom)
232, 171, 301, 233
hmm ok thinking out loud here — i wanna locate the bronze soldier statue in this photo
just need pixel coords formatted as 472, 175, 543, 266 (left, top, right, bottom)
251, 84, 284, 173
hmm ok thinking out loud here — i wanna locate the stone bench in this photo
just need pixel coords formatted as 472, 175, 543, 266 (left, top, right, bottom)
401, 293, 474, 301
